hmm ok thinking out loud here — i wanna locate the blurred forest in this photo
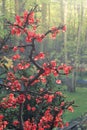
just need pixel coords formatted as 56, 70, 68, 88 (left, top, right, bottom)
0, 0, 87, 92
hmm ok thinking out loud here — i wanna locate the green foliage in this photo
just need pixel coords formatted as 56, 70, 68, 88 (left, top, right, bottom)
63, 87, 87, 122
0, 106, 19, 129
0, 16, 6, 38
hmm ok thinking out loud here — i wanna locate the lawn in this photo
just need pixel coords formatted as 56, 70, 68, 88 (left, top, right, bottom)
63, 87, 87, 122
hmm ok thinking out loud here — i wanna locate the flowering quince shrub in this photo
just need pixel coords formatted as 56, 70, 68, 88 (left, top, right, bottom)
0, 5, 74, 130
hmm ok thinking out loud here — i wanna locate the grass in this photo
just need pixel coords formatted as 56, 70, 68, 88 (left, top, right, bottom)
62, 87, 87, 122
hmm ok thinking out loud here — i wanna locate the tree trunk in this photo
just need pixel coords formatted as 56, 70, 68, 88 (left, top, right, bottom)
73, 3, 82, 90
63, 0, 68, 64
2, 0, 6, 30
41, 2, 48, 52
60, 0, 68, 63
60, 0, 74, 92
66, 70, 76, 92
15, 0, 19, 14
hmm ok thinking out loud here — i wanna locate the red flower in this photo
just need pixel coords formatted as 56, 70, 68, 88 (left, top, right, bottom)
44, 94, 49, 99
2, 45, 9, 50
7, 72, 15, 81
39, 52, 45, 59
56, 79, 61, 84
0, 120, 8, 130
13, 46, 18, 52
17, 63, 30, 70
9, 93, 14, 98
40, 77, 47, 84
58, 64, 72, 75
51, 33, 57, 39
15, 28, 21, 36
63, 66, 71, 75
58, 65, 64, 70
27, 94, 31, 100
21, 76, 28, 81
33, 25, 37, 30
50, 60, 57, 67
1, 93, 17, 108
12, 54, 20, 61
34, 52, 45, 61
11, 27, 16, 35
44, 94, 54, 103
27, 30, 35, 38
27, 104, 31, 111
55, 91, 63, 96
13, 120, 19, 126
51, 27, 56, 31
38, 128, 44, 130
36, 34, 45, 42
62, 25, 67, 32
52, 70, 59, 77
23, 10, 28, 21
25, 36, 32, 42
0, 114, 4, 120
31, 107, 36, 112
60, 102, 65, 107
17, 63, 24, 70
3, 121, 8, 128
51, 27, 60, 39
15, 15, 21, 24
58, 109, 63, 117
58, 122, 64, 128
12, 80, 21, 91
39, 88, 44, 92
17, 94, 26, 104
43, 67, 51, 76
19, 47, 25, 52
51, 27, 60, 34
68, 106, 74, 112
36, 98, 42, 104
28, 11, 35, 24
15, 15, 23, 26
24, 63, 30, 69
47, 95, 54, 103
65, 122, 69, 127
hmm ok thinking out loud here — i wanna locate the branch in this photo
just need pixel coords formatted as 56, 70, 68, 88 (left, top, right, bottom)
19, 103, 24, 130
9, 43, 32, 50
50, 100, 74, 129
23, 4, 38, 28
27, 68, 44, 89
63, 100, 75, 109
44, 25, 65, 37
0, 83, 8, 88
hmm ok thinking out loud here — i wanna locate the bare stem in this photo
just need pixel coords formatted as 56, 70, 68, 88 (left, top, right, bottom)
19, 103, 24, 130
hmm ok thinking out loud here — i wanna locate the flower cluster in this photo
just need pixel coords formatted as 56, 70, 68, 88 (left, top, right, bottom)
51, 25, 66, 39
17, 62, 30, 70
7, 72, 21, 91
0, 115, 8, 130
0, 93, 17, 108
0, 93, 26, 108
58, 64, 72, 75
0, 6, 74, 130
13, 46, 25, 53
34, 52, 45, 61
